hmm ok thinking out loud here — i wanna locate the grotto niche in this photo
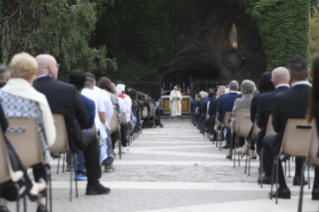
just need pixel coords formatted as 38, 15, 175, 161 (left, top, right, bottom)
157, 1, 266, 88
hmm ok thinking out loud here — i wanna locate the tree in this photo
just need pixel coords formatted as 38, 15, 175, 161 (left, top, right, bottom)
0, 0, 116, 78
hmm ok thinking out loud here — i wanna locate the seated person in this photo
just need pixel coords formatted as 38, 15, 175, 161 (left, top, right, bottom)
68, 70, 96, 180
256, 68, 290, 184
229, 80, 256, 158
306, 54, 319, 200
33, 54, 110, 195
0, 53, 56, 212
263, 56, 311, 199
217, 80, 239, 152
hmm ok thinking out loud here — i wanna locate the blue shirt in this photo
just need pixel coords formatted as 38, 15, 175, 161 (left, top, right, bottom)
80, 94, 96, 129
217, 93, 239, 122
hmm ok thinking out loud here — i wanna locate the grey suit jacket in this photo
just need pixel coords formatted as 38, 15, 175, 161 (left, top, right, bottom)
231, 95, 253, 133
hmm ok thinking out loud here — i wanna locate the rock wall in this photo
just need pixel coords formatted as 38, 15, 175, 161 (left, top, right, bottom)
158, 1, 266, 82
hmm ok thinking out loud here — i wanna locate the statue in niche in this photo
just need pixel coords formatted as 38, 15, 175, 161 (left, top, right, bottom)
229, 23, 238, 49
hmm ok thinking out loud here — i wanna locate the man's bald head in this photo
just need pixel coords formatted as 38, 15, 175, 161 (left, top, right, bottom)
271, 67, 290, 87
35, 54, 58, 80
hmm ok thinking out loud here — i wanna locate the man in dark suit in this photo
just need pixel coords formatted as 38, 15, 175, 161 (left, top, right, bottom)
217, 80, 239, 149
0, 65, 10, 88
262, 56, 311, 199
256, 67, 290, 183
34, 54, 110, 195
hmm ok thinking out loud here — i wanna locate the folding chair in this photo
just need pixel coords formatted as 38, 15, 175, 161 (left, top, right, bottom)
270, 118, 313, 211
6, 118, 51, 211
110, 108, 121, 159
233, 110, 252, 168
49, 114, 78, 202
220, 112, 232, 150
259, 115, 274, 188
245, 120, 260, 176
0, 129, 25, 212
142, 107, 149, 128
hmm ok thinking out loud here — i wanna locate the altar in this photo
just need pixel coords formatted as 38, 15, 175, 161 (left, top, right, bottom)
160, 95, 191, 115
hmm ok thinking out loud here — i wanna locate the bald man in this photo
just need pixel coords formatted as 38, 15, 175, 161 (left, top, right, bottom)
34, 54, 110, 195
256, 67, 290, 184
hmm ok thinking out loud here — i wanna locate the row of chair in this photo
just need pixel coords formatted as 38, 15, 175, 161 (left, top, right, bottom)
200, 109, 319, 212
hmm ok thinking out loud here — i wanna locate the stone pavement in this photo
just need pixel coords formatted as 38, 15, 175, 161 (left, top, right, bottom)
7, 119, 319, 211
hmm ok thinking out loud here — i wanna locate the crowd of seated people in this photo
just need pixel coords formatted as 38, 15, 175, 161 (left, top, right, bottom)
0, 52, 159, 212
191, 55, 319, 203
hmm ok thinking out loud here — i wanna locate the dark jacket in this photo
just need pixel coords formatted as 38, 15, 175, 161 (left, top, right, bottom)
255, 86, 290, 152
208, 96, 217, 117
250, 95, 259, 124
202, 97, 210, 117
217, 92, 239, 122
271, 84, 311, 154
33, 76, 88, 153
315, 101, 319, 157
80, 95, 96, 129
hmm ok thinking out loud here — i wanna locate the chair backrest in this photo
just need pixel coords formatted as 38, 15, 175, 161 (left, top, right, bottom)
223, 112, 232, 129
280, 119, 314, 157
234, 109, 252, 138
309, 126, 319, 165
110, 108, 119, 133
0, 129, 11, 183
0, 129, 23, 184
49, 114, 69, 155
142, 106, 148, 118
6, 118, 44, 169
265, 115, 275, 135
252, 120, 260, 139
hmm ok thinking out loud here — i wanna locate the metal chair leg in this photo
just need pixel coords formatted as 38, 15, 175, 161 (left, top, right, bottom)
57, 153, 61, 174
73, 154, 78, 198
260, 149, 263, 188
62, 152, 65, 173
288, 157, 291, 177
23, 195, 26, 212
307, 161, 310, 190
248, 143, 251, 176
270, 157, 276, 200
276, 156, 279, 204
298, 161, 307, 212
70, 155, 73, 202
245, 142, 248, 174
14, 184, 20, 212
284, 161, 286, 175
233, 137, 237, 168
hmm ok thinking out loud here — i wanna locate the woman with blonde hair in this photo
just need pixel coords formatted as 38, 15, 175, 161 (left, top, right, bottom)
208, 86, 226, 141
216, 86, 226, 99
0, 53, 56, 212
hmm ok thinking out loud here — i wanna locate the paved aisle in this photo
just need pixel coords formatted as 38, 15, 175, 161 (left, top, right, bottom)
8, 119, 318, 211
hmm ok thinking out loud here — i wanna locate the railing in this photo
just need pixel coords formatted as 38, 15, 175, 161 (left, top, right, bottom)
131, 80, 162, 101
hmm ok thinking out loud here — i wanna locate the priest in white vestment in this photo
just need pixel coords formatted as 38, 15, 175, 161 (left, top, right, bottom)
169, 86, 183, 117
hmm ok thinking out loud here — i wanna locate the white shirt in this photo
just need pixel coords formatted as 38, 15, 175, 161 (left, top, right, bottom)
123, 94, 132, 122
276, 84, 290, 89
81, 88, 105, 131
207, 101, 210, 113
292, 81, 309, 87
94, 86, 114, 124
118, 98, 125, 114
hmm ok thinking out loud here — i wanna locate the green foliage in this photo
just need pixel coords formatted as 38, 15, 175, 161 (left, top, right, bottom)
0, 0, 116, 78
0, 0, 311, 81
309, 7, 319, 62
92, 0, 205, 82
234, 0, 310, 72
